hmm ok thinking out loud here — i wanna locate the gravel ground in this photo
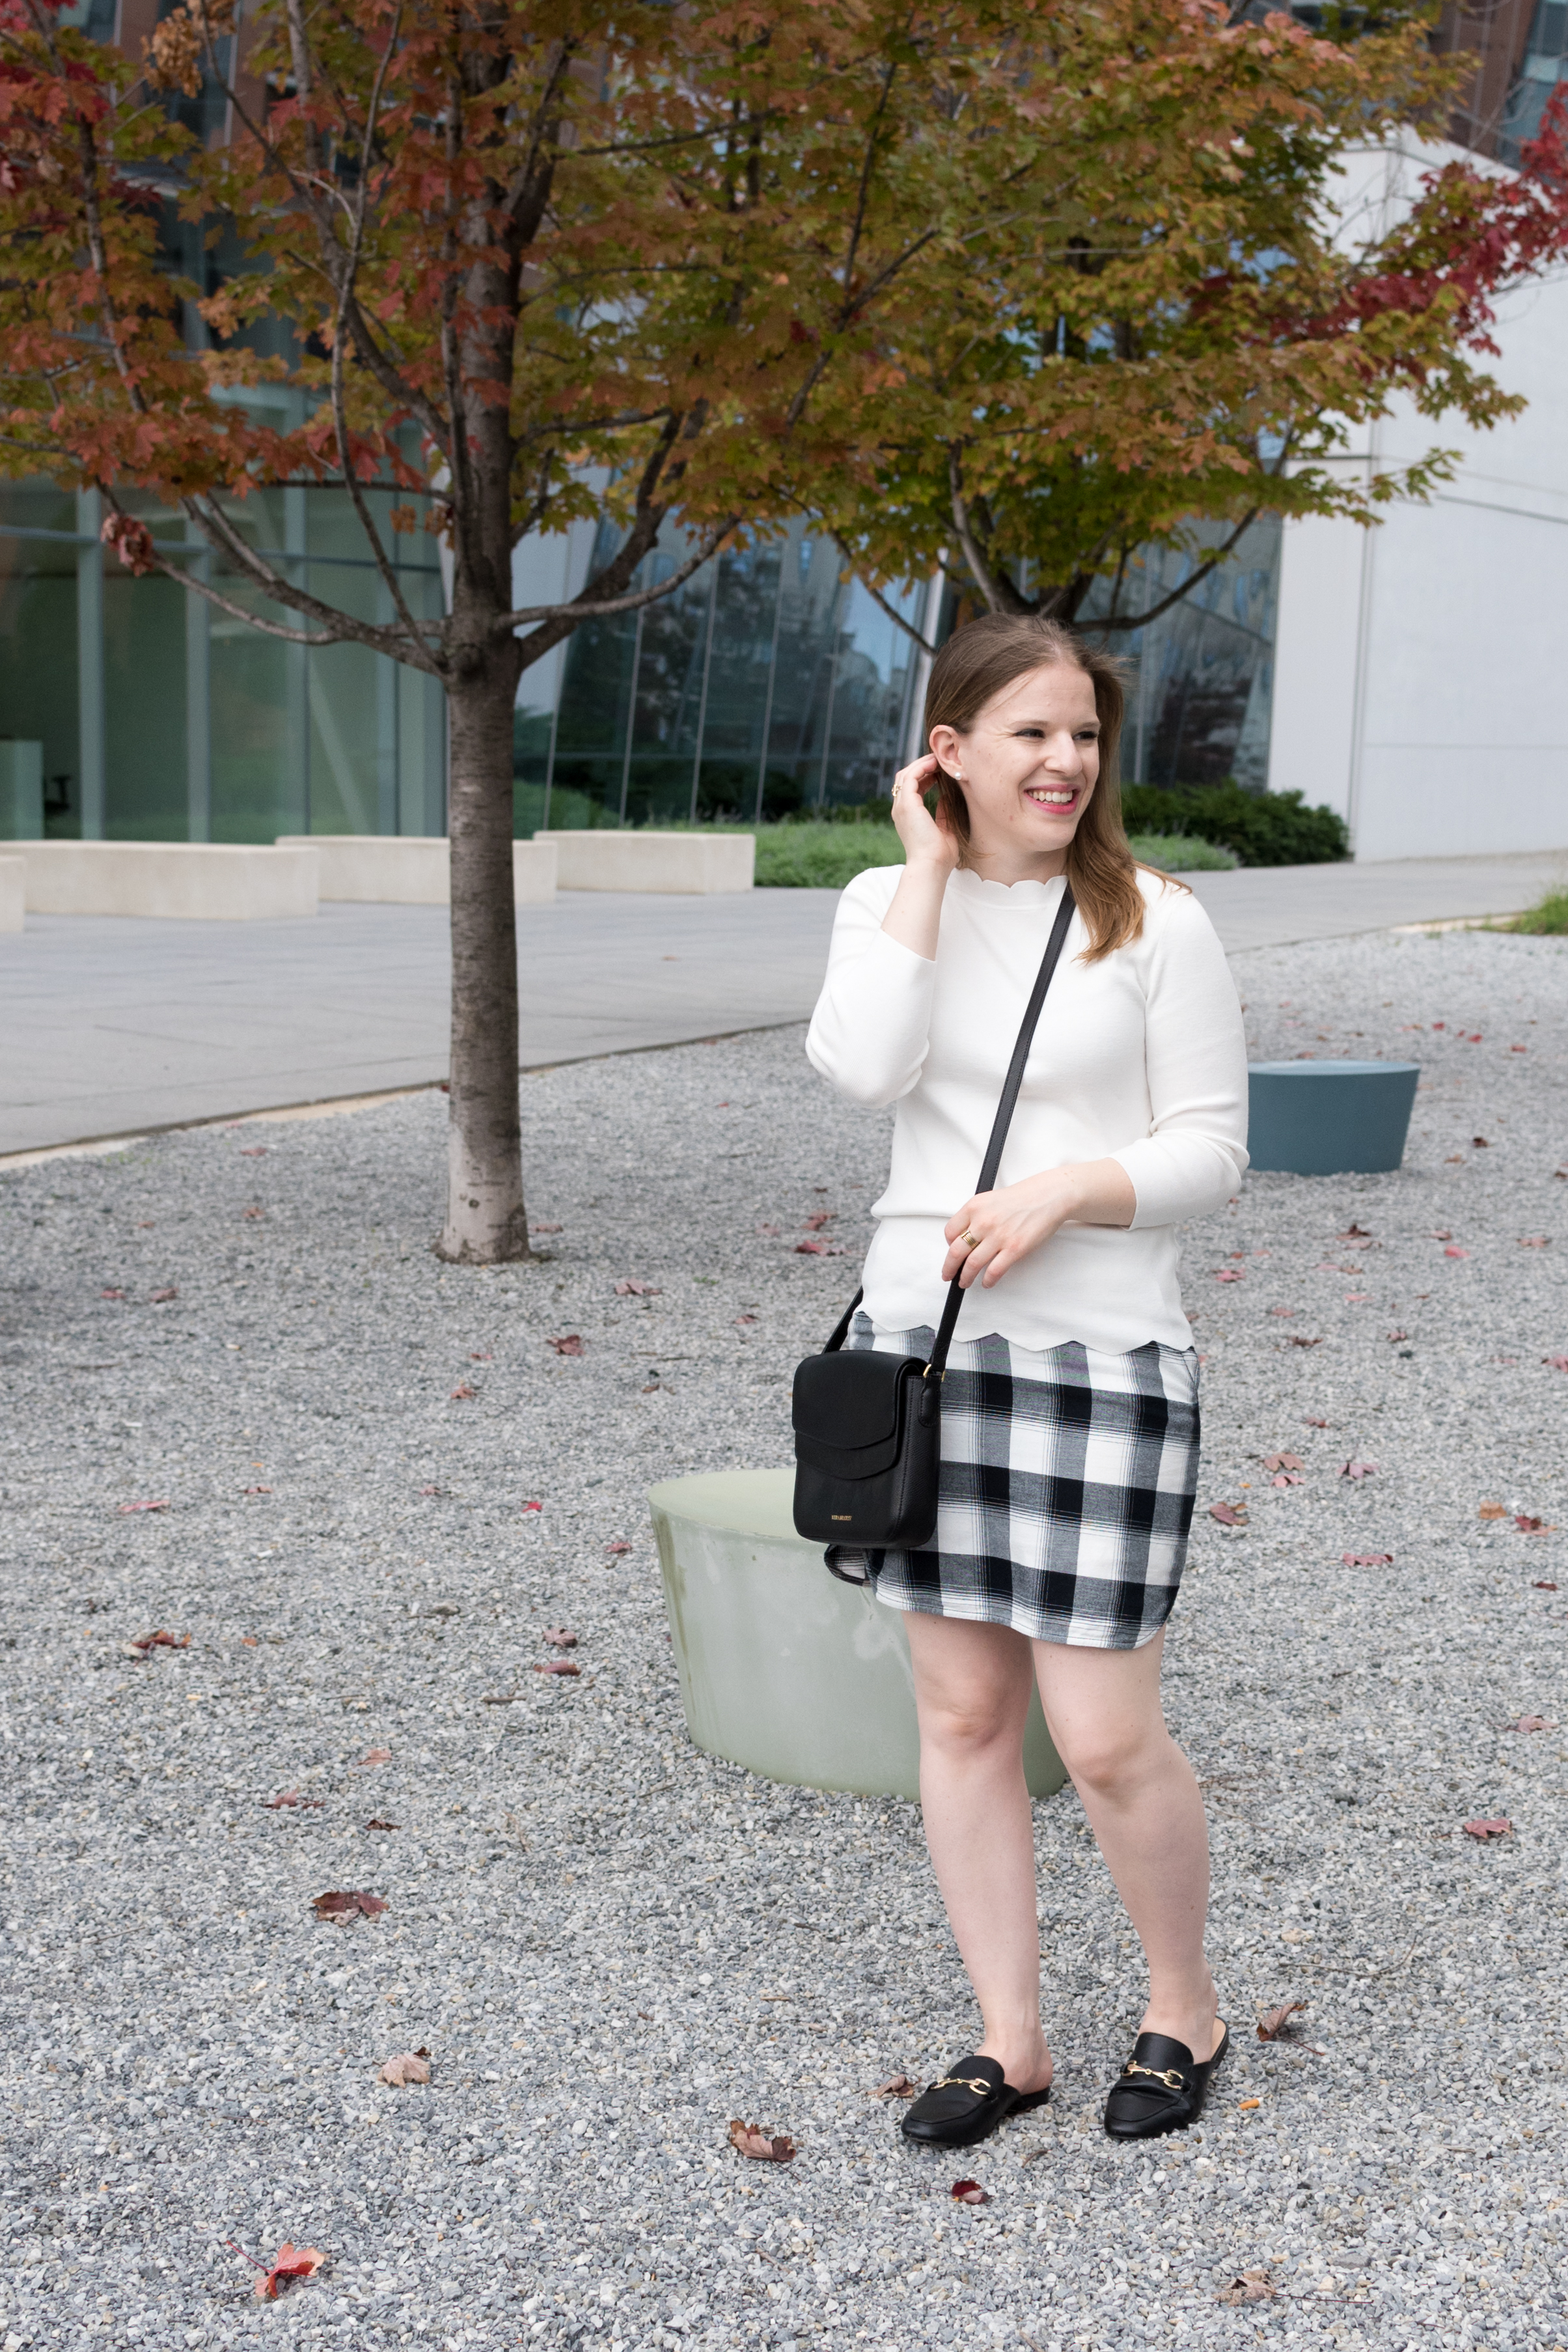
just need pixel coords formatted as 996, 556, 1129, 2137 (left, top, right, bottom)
1, 920, 1566, 2352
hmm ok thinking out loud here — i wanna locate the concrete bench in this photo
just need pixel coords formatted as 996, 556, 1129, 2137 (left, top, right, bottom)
14, 840, 319, 921
535, 829, 754, 894
0, 855, 23, 934
1247, 1058, 1420, 1175
648, 1468, 1066, 1801
275, 835, 557, 905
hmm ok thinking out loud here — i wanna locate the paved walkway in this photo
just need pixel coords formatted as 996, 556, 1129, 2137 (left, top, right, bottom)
1, 850, 1561, 1157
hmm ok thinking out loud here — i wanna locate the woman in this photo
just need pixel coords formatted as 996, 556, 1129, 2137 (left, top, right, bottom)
805, 613, 1248, 2148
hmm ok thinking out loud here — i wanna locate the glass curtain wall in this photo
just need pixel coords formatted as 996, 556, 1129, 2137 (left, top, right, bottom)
1501, 0, 1567, 160
0, 478, 446, 842
516, 517, 927, 833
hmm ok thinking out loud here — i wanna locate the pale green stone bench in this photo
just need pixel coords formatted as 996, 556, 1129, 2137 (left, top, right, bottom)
648, 1468, 1066, 1801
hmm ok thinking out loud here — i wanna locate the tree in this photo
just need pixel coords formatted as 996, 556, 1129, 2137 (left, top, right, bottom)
786, 16, 1568, 642
0, 0, 1065, 1262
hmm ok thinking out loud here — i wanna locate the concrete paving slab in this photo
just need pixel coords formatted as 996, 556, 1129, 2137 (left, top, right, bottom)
1, 850, 1561, 1157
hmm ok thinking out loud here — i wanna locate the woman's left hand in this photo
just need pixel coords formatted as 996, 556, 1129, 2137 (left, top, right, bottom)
942, 1161, 1137, 1288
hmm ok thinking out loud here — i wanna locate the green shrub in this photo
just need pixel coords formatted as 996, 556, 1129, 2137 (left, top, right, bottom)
1502, 888, 1568, 935
1125, 833, 1239, 873
754, 820, 902, 889
1120, 781, 1349, 866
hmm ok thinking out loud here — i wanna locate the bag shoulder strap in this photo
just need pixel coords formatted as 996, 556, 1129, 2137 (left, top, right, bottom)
926, 881, 1077, 1377
818, 881, 1078, 1370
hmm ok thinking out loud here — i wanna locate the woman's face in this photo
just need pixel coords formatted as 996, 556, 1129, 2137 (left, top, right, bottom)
930, 661, 1101, 874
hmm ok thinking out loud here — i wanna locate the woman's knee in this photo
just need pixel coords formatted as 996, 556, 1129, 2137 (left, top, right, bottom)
916, 1687, 1027, 1762
1057, 1719, 1171, 1802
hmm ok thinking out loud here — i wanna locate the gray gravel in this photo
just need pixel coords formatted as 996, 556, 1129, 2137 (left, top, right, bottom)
1, 920, 1566, 2351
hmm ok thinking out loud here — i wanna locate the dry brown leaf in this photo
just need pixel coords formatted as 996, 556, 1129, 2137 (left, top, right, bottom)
1478, 1501, 1508, 1519
378, 2051, 431, 2087
869, 2073, 918, 2099
1263, 1452, 1304, 1471
533, 1659, 581, 1677
449, 1383, 476, 1400
360, 1747, 392, 1765
262, 1788, 322, 1810
542, 1627, 577, 1647
311, 1889, 388, 1921
1463, 1818, 1511, 1840
728, 2118, 796, 2163
1207, 1501, 1247, 1527
1502, 1714, 1554, 1733
1218, 2268, 1277, 2306
546, 1333, 585, 1356
130, 1627, 189, 1651
1256, 2000, 1308, 2041
363, 1817, 399, 1831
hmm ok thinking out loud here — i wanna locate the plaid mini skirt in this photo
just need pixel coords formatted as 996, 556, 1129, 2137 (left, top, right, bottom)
836, 1312, 1201, 1650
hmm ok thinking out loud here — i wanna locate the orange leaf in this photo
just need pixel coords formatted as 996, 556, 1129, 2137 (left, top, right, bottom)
254, 2243, 324, 2300
728, 2118, 796, 2163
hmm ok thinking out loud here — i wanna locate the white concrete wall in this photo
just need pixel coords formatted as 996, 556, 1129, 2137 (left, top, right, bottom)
1267, 138, 1568, 859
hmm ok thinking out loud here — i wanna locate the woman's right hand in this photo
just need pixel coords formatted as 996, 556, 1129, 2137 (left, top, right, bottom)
890, 753, 960, 876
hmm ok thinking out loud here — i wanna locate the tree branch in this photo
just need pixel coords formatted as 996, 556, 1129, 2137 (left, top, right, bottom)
495, 516, 737, 637
830, 535, 935, 653
946, 445, 1032, 614
1089, 508, 1261, 634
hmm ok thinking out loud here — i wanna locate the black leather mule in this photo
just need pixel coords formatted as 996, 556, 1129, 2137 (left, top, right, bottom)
901, 2055, 1052, 2150
1103, 2025, 1230, 2140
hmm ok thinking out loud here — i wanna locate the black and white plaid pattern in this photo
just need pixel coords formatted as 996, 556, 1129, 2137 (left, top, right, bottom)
840, 1312, 1200, 1650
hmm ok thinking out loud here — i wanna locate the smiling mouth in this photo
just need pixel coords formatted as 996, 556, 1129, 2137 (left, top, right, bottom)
1026, 787, 1079, 809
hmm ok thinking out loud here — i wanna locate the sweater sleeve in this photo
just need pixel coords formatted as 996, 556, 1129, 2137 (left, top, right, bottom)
1110, 885, 1250, 1227
805, 866, 937, 1108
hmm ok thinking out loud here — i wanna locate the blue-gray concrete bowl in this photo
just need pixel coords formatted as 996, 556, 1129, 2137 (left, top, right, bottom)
1246, 1058, 1420, 1176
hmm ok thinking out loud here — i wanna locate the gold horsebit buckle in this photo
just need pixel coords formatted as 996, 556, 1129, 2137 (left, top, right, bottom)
931, 2075, 997, 2097
1120, 2061, 1189, 2091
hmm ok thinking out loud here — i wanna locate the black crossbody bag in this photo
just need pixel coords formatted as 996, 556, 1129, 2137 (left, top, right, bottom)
791, 885, 1077, 1557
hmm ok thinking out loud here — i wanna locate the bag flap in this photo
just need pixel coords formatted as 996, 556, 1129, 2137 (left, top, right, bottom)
792, 1348, 915, 1447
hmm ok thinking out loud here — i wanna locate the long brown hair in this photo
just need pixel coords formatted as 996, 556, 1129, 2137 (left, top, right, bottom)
923, 611, 1182, 962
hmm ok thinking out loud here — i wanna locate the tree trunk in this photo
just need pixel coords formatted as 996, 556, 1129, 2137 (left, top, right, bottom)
437, 638, 530, 1264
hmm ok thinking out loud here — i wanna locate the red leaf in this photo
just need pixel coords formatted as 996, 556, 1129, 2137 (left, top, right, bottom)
546, 1334, 585, 1355
1543, 1357, 1568, 1373
1519, 1236, 1550, 1248
1430, 1228, 1453, 1241
604, 1538, 633, 1555
1287, 1335, 1323, 1348
242, 1205, 266, 1221
378, 2051, 430, 2086
102, 512, 157, 576
1271, 1473, 1303, 1487
254, 2243, 324, 2301
803, 1211, 835, 1229
1533, 1579, 1559, 1590
1269, 1307, 1296, 1317
130, 1628, 189, 1650
1340, 1460, 1377, 1480
101, 1286, 127, 1299
1502, 1715, 1554, 1732
728, 2118, 796, 2163
148, 1287, 178, 1303
239, 1146, 268, 1156
1514, 1514, 1556, 1534
1386, 1329, 1409, 1343
311, 1889, 388, 1919
262, 1788, 322, 1810
533, 1659, 581, 1677
1256, 2000, 1308, 2041
735, 1313, 760, 1324
1263, 1453, 1303, 1471
1463, 1818, 1511, 1840
449, 1383, 475, 1400
1341, 1551, 1394, 1566
1443, 1246, 1470, 1260
418, 1484, 445, 1497
243, 1483, 271, 1495
1303, 1417, 1328, 1428
119, 1499, 171, 1515
1208, 1501, 1247, 1526
950, 2179, 989, 2204
363, 1817, 399, 1831
614, 1278, 661, 1295
359, 1748, 392, 1765
1213, 1267, 1245, 1282
521, 1499, 543, 1512
795, 1240, 825, 1254
543, 1627, 577, 1646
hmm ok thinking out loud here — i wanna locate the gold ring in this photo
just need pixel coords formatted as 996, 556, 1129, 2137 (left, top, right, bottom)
958, 1228, 979, 1249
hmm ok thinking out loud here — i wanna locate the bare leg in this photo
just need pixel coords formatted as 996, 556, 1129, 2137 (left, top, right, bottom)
903, 1612, 1052, 2094
1033, 1629, 1221, 2060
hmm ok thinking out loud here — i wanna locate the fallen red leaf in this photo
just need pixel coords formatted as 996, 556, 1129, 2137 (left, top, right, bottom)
1533, 1578, 1559, 1590
604, 1538, 633, 1556
311, 1889, 388, 1920
118, 1499, 171, 1515
254, 2243, 324, 2301
239, 1145, 268, 1156
1514, 1514, 1556, 1534
543, 1627, 577, 1647
359, 1747, 392, 1765
1510, 1044, 1528, 1053
418, 1484, 445, 1497
1256, 2001, 1308, 2041
950, 2179, 989, 2205
735, 1312, 760, 1325
1543, 1357, 1568, 1374
803, 1211, 835, 1229
1303, 1416, 1328, 1428
262, 1788, 322, 1810
614, 1278, 662, 1295
1213, 1267, 1245, 1282
1444, 1246, 1470, 1260
243, 1483, 271, 1495
101, 1286, 127, 1299
521, 1499, 543, 1512
1473, 1135, 1491, 1148
728, 2118, 795, 2163
795, 1239, 826, 1254
1271, 1473, 1304, 1487
1263, 1452, 1303, 1471
363, 1818, 399, 1831
1519, 1236, 1550, 1248
449, 1383, 475, 1400
1340, 1460, 1377, 1480
870, 2073, 918, 2098
1341, 1551, 1394, 1567
378, 2051, 430, 2086
242, 1206, 266, 1221
1502, 1715, 1554, 1733
1430, 1228, 1453, 1241
546, 1334, 585, 1355
1207, 1502, 1247, 1526
470, 1351, 492, 1361
1463, 1818, 1511, 1840
130, 1628, 189, 1650
148, 1287, 178, 1303
533, 1659, 581, 1677
1287, 1335, 1323, 1348
1386, 1329, 1409, 1344
1269, 1307, 1296, 1317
